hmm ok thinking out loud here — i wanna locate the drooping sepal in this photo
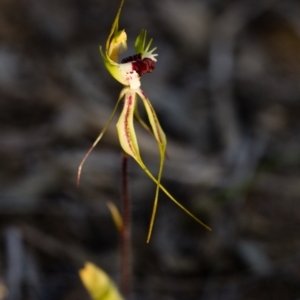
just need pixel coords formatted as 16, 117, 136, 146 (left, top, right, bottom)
77, 88, 127, 187
136, 89, 166, 242
116, 89, 211, 242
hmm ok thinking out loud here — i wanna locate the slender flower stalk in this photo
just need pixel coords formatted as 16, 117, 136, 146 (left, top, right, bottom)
120, 152, 131, 298
77, 0, 211, 243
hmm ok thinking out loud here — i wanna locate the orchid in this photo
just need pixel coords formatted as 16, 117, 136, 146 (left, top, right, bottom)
78, 0, 211, 242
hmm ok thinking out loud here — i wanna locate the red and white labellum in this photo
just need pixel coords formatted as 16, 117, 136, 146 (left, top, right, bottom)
118, 61, 140, 89
132, 58, 155, 76
119, 53, 156, 89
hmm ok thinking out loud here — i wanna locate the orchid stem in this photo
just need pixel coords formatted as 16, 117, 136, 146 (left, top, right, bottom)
120, 151, 131, 299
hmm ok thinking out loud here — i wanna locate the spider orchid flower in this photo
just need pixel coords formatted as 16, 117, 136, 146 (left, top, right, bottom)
77, 0, 211, 242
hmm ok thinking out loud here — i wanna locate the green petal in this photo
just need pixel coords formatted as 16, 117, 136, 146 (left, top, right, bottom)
77, 88, 126, 187
116, 90, 140, 159
107, 30, 127, 63
99, 46, 128, 86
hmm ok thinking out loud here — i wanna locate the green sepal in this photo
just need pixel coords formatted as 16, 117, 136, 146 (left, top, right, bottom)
106, 0, 125, 52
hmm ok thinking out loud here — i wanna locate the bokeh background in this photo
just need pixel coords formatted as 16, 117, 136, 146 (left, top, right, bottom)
1, 0, 300, 299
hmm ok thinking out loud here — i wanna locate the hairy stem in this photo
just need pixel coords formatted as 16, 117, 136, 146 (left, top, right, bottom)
120, 152, 131, 298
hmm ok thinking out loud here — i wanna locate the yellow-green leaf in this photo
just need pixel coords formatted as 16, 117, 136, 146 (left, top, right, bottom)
79, 262, 124, 300
107, 201, 123, 232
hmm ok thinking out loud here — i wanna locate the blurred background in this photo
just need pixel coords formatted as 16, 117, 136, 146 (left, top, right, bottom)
1, 0, 300, 299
